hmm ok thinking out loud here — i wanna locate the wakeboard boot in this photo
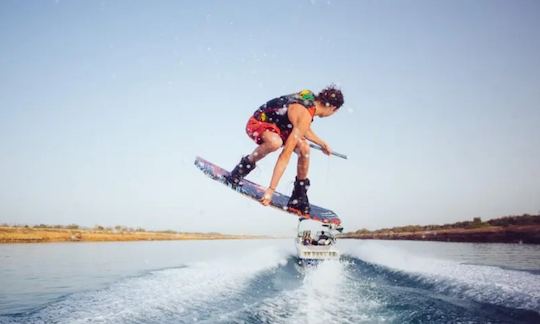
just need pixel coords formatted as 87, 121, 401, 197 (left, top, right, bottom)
225, 155, 255, 188
287, 177, 311, 215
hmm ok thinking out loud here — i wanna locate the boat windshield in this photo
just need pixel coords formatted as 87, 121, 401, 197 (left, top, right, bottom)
297, 220, 337, 246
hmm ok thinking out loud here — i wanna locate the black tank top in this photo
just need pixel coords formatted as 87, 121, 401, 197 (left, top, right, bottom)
252, 90, 316, 133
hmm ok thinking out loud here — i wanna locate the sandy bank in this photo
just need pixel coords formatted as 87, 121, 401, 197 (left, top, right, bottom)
0, 226, 265, 243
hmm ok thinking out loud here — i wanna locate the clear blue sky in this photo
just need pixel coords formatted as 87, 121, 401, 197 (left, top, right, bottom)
1, 0, 539, 235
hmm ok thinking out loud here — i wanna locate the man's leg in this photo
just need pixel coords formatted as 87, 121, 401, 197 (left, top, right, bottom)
294, 139, 310, 179
287, 139, 311, 214
248, 131, 283, 163
227, 130, 283, 186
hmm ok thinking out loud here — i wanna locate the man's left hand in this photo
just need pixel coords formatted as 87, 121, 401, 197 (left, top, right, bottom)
320, 142, 332, 156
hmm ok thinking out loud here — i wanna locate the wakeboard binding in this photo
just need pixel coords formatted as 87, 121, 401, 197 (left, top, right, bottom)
287, 177, 311, 215
225, 155, 255, 188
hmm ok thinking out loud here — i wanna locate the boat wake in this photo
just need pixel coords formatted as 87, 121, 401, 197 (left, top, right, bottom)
2, 246, 290, 324
342, 241, 540, 314
2, 242, 538, 324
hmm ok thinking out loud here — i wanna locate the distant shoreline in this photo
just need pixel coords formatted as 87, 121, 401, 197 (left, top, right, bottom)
341, 214, 540, 244
0, 226, 267, 243
340, 224, 540, 244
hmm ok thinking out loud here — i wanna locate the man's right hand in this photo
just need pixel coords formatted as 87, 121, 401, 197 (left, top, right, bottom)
260, 187, 275, 206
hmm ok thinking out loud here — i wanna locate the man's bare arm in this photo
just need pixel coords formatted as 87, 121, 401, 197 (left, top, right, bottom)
305, 127, 332, 156
305, 128, 326, 146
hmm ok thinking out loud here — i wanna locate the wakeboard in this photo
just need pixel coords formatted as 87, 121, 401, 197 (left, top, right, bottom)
194, 156, 341, 225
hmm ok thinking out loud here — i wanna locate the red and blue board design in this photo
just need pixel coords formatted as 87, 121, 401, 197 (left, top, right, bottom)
194, 157, 341, 225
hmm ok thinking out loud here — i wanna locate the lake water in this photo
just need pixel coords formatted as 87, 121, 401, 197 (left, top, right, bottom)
0, 239, 539, 323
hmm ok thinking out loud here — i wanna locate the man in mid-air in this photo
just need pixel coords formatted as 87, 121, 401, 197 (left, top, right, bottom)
226, 85, 344, 215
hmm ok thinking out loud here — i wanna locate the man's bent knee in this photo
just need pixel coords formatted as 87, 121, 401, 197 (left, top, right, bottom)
295, 140, 310, 158
262, 132, 283, 151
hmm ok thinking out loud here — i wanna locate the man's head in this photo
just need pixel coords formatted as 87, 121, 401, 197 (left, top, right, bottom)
316, 85, 344, 117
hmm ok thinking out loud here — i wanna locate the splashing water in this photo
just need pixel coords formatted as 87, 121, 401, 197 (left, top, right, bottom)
1, 240, 539, 323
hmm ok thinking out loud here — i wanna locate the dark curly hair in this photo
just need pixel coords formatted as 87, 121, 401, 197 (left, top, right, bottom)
316, 84, 344, 109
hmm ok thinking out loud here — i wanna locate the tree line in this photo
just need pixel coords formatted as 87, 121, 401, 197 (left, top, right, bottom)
353, 214, 540, 234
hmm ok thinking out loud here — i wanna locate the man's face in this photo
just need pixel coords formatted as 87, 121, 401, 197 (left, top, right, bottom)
321, 105, 338, 117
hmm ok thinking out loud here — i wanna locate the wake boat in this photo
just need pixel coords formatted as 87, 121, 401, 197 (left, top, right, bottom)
295, 218, 343, 265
